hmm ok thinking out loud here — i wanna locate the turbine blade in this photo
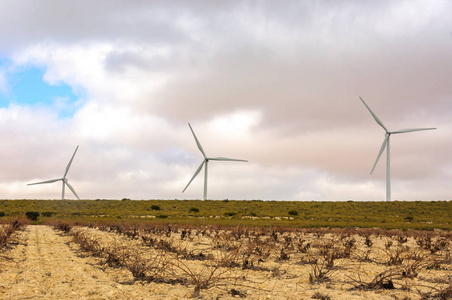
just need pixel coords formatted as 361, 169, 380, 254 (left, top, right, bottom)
182, 160, 205, 193
390, 128, 437, 134
27, 178, 62, 185
65, 182, 80, 200
207, 157, 248, 162
371, 135, 389, 175
188, 123, 206, 158
64, 145, 79, 178
359, 97, 388, 132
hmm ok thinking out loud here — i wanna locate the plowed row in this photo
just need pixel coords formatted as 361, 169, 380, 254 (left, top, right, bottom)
0, 224, 450, 299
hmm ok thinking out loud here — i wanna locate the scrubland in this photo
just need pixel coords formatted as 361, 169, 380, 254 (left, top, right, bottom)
0, 199, 451, 230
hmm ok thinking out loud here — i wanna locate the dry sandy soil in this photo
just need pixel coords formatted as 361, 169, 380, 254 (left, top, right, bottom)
0, 225, 450, 299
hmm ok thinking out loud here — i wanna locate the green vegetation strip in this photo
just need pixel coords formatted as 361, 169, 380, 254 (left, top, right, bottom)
0, 199, 450, 230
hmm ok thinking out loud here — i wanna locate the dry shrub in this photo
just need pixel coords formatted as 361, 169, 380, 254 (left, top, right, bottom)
229, 288, 247, 298
68, 225, 251, 297
348, 267, 402, 290
306, 246, 337, 284
419, 278, 452, 300
61, 222, 451, 298
308, 258, 335, 284
70, 227, 168, 283
0, 219, 26, 249
72, 229, 104, 256
167, 247, 246, 297
311, 291, 331, 300
349, 259, 428, 292
52, 221, 74, 233
417, 235, 450, 254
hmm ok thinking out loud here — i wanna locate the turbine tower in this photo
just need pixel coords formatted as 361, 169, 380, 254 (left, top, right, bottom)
359, 97, 436, 201
28, 145, 80, 200
182, 123, 247, 200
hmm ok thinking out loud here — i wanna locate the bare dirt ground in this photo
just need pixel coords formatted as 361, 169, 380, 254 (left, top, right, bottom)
0, 225, 189, 299
0, 225, 450, 299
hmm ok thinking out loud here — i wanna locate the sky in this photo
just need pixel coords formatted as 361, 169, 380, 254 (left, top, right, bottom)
0, 0, 450, 201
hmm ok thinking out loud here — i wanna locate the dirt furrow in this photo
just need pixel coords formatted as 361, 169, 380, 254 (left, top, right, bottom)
1, 224, 449, 299
0, 225, 186, 299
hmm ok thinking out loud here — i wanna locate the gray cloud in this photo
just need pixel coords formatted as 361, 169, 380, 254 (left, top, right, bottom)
0, 0, 450, 200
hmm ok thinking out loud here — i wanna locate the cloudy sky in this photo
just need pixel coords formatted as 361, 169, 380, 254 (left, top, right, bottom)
0, 0, 450, 201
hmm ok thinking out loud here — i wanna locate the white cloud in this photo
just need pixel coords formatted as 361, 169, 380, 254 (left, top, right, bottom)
0, 1, 450, 201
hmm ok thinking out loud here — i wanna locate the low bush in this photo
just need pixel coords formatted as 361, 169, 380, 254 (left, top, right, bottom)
25, 211, 40, 221
224, 212, 237, 217
0, 219, 26, 249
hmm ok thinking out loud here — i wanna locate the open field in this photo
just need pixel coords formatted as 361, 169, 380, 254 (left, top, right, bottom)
0, 220, 451, 299
0, 200, 451, 299
0, 200, 451, 230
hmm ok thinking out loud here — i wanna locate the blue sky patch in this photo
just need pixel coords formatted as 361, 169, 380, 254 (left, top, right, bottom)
0, 62, 80, 118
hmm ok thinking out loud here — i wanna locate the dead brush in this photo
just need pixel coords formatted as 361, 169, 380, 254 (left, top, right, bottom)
104, 242, 127, 267
364, 235, 373, 248
1, 219, 26, 245
311, 291, 331, 300
0, 228, 7, 249
71, 229, 104, 256
181, 250, 212, 261
124, 248, 168, 281
212, 234, 241, 252
167, 247, 246, 298
416, 235, 450, 254
52, 221, 74, 233
170, 238, 213, 262
239, 243, 272, 269
347, 266, 404, 290
102, 240, 169, 282
418, 277, 452, 300
425, 255, 450, 271
348, 255, 429, 291
296, 239, 311, 254
400, 258, 427, 279
71, 227, 169, 283
336, 235, 356, 259
0, 220, 24, 249
308, 256, 336, 284
277, 248, 290, 261
355, 247, 373, 263
139, 232, 182, 255
352, 234, 374, 262
306, 246, 337, 283
210, 237, 274, 270
378, 243, 412, 266
317, 240, 343, 268
0, 225, 12, 249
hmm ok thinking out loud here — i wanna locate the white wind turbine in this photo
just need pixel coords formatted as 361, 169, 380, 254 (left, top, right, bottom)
359, 97, 436, 201
182, 123, 247, 200
28, 145, 80, 200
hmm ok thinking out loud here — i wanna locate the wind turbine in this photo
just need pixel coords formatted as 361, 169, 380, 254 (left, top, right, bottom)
359, 97, 436, 201
182, 123, 247, 200
28, 145, 80, 200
